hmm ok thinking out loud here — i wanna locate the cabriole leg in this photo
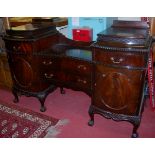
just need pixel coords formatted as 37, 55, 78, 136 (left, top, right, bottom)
12, 88, 19, 103
60, 87, 65, 94
38, 95, 46, 112
131, 123, 140, 138
88, 106, 94, 126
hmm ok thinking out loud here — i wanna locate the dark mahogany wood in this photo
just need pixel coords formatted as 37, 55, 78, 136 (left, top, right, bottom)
88, 20, 151, 138
3, 20, 152, 137
112, 20, 149, 29
3, 22, 93, 112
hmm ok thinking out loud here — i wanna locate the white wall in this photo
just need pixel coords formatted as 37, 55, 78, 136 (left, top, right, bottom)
56, 26, 68, 37
118, 17, 141, 21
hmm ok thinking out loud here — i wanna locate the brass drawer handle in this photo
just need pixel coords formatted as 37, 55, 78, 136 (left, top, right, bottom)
13, 46, 21, 51
42, 61, 53, 65
44, 73, 54, 78
13, 46, 16, 50
77, 65, 87, 70
77, 79, 87, 84
102, 74, 106, 78
110, 57, 123, 64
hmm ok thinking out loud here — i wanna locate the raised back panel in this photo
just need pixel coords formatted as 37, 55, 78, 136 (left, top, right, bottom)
112, 20, 149, 29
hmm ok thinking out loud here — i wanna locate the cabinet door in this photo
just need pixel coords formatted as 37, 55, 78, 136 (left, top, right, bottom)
93, 65, 145, 115
8, 54, 45, 92
10, 55, 34, 89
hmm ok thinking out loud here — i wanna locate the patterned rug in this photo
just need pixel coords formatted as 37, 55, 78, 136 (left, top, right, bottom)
0, 100, 68, 138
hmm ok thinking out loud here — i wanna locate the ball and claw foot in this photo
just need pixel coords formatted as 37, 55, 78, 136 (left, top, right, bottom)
60, 89, 65, 94
131, 132, 139, 138
13, 97, 19, 103
40, 106, 46, 112
12, 90, 19, 103
88, 120, 94, 126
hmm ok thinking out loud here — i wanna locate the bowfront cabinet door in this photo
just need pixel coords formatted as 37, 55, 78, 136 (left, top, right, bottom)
93, 65, 145, 115
8, 54, 44, 92
10, 55, 33, 89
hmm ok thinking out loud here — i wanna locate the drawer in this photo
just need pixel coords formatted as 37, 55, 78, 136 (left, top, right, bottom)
64, 73, 91, 90
94, 49, 147, 67
39, 57, 60, 70
5, 41, 33, 53
61, 58, 92, 76
40, 70, 60, 82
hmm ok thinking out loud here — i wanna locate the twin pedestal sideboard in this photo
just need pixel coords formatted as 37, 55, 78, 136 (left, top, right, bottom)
3, 20, 152, 137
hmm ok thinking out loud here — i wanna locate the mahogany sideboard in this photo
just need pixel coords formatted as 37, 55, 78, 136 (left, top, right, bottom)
3, 20, 152, 137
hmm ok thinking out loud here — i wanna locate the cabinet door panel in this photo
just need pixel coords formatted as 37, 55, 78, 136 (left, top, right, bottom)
8, 54, 46, 92
11, 56, 33, 88
93, 65, 145, 115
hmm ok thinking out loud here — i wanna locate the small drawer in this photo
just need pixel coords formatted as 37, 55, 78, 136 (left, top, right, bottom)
41, 70, 59, 81
12, 44, 22, 52
61, 58, 91, 76
5, 41, 33, 53
94, 49, 147, 67
39, 57, 59, 70
41, 58, 58, 66
69, 74, 91, 90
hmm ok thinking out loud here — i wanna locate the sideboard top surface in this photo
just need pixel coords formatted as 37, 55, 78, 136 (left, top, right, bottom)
98, 27, 148, 39
4, 23, 57, 40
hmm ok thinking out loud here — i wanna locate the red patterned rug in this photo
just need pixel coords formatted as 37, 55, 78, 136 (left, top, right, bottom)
0, 100, 68, 138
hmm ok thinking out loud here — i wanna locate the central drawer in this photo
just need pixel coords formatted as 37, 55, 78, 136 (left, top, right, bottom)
59, 72, 91, 91
61, 57, 92, 76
